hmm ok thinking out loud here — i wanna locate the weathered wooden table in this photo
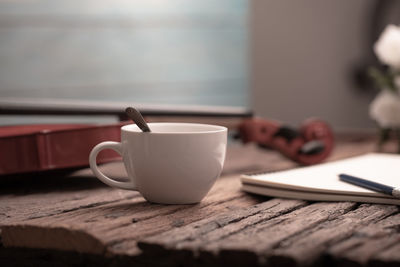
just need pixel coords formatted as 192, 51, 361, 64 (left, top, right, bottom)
1, 134, 399, 267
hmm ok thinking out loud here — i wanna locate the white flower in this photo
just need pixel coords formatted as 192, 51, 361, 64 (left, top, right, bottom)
370, 90, 400, 128
374, 24, 400, 69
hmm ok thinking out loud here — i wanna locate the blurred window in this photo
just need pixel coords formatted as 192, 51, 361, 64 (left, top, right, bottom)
0, 0, 249, 108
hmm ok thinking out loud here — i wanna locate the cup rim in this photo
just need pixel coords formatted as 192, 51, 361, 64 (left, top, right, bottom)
121, 122, 227, 134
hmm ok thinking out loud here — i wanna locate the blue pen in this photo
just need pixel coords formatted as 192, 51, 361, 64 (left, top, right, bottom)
339, 174, 400, 199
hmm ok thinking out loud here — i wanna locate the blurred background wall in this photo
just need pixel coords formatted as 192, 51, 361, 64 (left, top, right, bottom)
251, 0, 378, 130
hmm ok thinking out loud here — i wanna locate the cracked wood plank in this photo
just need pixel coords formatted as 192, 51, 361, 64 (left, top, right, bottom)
138, 198, 307, 252
0, 175, 264, 256
0, 188, 139, 224
0, 161, 139, 224
138, 201, 358, 266
267, 204, 399, 266
326, 211, 400, 266
202, 201, 356, 253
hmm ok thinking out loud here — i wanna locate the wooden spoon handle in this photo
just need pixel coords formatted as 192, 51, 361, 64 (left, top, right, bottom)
125, 107, 151, 132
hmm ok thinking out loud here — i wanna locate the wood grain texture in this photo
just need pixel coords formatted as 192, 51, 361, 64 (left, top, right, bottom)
138, 202, 400, 267
198, 201, 357, 266
327, 211, 400, 266
0, 174, 262, 256
139, 198, 307, 250
270, 204, 399, 266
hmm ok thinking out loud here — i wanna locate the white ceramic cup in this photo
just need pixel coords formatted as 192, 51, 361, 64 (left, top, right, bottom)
89, 123, 227, 204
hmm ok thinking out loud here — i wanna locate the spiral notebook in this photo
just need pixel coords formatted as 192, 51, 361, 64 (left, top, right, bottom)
241, 153, 400, 205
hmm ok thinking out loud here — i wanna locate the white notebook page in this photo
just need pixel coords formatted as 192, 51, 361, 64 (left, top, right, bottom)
241, 153, 400, 198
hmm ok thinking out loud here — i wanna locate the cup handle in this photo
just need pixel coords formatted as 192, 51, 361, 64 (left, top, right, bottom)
89, 141, 137, 190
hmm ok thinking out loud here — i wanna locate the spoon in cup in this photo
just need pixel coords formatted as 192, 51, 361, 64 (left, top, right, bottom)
125, 107, 151, 132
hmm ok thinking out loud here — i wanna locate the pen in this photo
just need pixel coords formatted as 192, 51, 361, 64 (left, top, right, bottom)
339, 174, 400, 199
